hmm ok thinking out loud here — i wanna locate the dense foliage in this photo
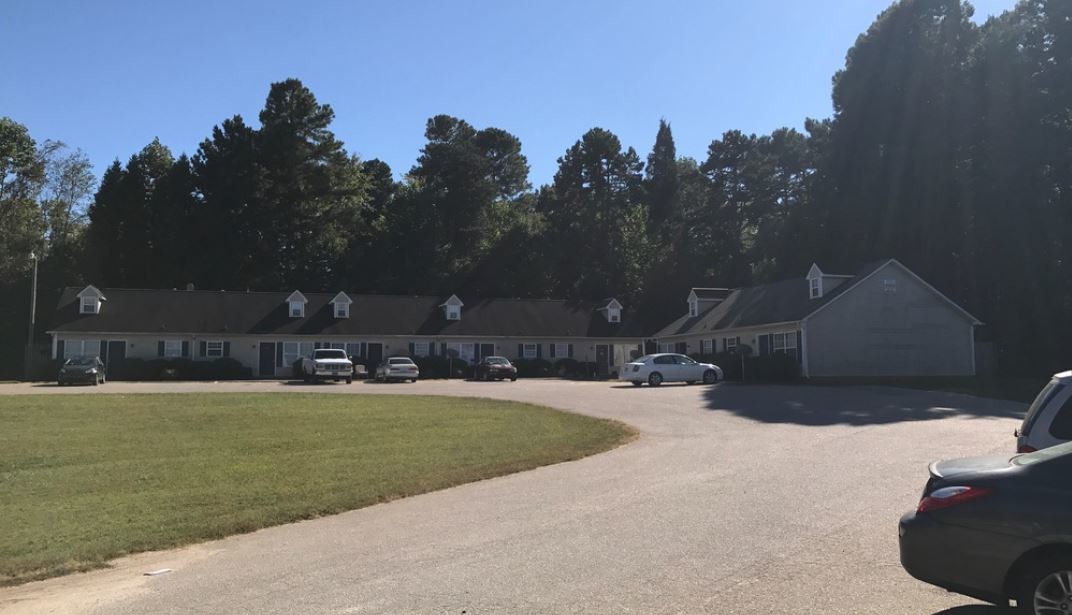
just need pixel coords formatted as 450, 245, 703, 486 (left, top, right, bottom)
2, 0, 1070, 377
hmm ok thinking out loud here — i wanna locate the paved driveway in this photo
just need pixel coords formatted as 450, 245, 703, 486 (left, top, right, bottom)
0, 379, 1023, 615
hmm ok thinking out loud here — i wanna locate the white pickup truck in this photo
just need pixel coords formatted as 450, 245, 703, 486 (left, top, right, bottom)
300, 348, 354, 384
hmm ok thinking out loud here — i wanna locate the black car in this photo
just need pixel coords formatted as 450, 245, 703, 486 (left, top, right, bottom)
473, 356, 517, 381
58, 356, 106, 386
899, 442, 1072, 613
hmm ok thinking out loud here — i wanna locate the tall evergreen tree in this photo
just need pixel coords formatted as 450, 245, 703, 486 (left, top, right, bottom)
645, 119, 679, 230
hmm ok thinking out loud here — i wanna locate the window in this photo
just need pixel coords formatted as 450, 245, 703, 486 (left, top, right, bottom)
659, 343, 675, 353
289, 301, 304, 318
446, 305, 460, 320
883, 278, 897, 294
1048, 394, 1072, 440
283, 342, 299, 366
554, 343, 569, 358
772, 332, 798, 360
64, 339, 100, 359
445, 343, 476, 362
300, 342, 314, 357
689, 301, 698, 317
725, 337, 738, 352
608, 308, 621, 323
809, 277, 821, 299
414, 342, 430, 357
345, 342, 363, 358
335, 303, 349, 318
701, 339, 713, 354
206, 341, 224, 358
164, 340, 182, 358
326, 342, 346, 350
81, 296, 97, 314
522, 343, 537, 359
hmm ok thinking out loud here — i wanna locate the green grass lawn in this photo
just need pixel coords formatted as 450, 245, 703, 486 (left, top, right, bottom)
0, 393, 633, 586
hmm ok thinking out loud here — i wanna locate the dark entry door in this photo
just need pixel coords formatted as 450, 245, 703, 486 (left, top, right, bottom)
104, 341, 126, 372
596, 344, 610, 376
258, 342, 276, 377
478, 343, 495, 360
366, 343, 384, 371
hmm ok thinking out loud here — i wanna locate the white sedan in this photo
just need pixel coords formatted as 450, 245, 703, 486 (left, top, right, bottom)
375, 357, 420, 382
619, 353, 723, 387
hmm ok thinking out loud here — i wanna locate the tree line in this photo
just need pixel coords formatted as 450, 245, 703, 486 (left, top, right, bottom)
1, 0, 1069, 378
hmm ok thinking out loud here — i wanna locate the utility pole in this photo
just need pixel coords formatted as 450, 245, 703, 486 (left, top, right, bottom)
24, 251, 39, 381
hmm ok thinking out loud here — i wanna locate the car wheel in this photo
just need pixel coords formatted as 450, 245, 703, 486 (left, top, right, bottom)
648, 372, 663, 387
631, 381, 643, 387
510, 377, 517, 382
703, 370, 718, 384
92, 376, 99, 386
1018, 555, 1072, 615
346, 378, 352, 384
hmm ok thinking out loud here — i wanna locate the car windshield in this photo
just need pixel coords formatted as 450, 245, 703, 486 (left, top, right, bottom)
1012, 440, 1072, 466
388, 358, 414, 365
64, 356, 96, 366
313, 349, 347, 360
486, 357, 509, 365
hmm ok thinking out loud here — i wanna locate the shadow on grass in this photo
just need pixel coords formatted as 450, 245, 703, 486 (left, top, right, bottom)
701, 383, 1026, 426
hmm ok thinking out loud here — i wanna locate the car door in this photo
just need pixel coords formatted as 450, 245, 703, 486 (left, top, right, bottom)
652, 355, 678, 381
675, 355, 703, 381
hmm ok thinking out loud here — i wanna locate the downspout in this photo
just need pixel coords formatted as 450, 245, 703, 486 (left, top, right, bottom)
800, 319, 810, 379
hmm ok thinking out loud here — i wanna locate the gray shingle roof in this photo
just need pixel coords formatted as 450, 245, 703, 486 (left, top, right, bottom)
655, 260, 891, 337
49, 289, 647, 339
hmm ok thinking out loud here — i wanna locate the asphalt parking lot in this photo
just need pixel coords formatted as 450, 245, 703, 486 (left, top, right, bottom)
0, 379, 1024, 615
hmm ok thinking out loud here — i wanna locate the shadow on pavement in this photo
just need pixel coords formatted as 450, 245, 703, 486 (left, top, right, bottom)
701, 383, 1025, 426
930, 606, 1015, 615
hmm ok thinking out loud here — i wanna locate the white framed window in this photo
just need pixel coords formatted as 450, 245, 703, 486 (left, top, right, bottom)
883, 278, 897, 294
206, 341, 224, 358
659, 342, 674, 353
289, 301, 304, 318
522, 343, 537, 359
554, 343, 568, 358
64, 339, 101, 359
81, 296, 97, 314
725, 337, 738, 352
809, 278, 821, 299
414, 342, 430, 356
446, 305, 460, 320
299, 342, 314, 357
701, 339, 713, 354
608, 308, 621, 323
689, 301, 698, 317
445, 343, 475, 361
282, 342, 298, 366
345, 342, 363, 357
163, 340, 182, 358
335, 303, 349, 318
772, 332, 798, 360
326, 342, 346, 350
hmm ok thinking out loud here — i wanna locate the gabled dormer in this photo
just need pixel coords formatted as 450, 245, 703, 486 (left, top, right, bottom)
807, 264, 853, 299
78, 285, 106, 314
687, 291, 699, 317
440, 294, 463, 321
286, 290, 308, 318
331, 291, 352, 319
807, 264, 824, 299
687, 288, 731, 317
600, 298, 623, 323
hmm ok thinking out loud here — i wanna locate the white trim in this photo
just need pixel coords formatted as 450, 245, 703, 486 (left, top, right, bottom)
289, 301, 305, 318
335, 303, 349, 318
655, 320, 803, 340
206, 340, 224, 358
330, 291, 353, 304
285, 290, 308, 303
802, 259, 983, 325
439, 294, 464, 307
163, 339, 182, 358
446, 304, 461, 320
522, 343, 537, 359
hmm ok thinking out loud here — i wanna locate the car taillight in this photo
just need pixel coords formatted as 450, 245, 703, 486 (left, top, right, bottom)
917, 486, 992, 514
1017, 444, 1037, 453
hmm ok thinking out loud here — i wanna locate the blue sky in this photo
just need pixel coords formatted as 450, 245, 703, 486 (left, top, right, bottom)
3, 0, 1015, 187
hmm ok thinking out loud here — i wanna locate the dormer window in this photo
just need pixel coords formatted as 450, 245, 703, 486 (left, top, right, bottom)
331, 291, 352, 319
441, 294, 464, 321
688, 300, 698, 317
810, 277, 821, 299
77, 285, 105, 315
609, 309, 621, 323
286, 290, 308, 318
602, 298, 624, 323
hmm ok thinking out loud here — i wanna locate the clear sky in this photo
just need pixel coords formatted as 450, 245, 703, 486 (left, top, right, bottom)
3, 0, 1015, 187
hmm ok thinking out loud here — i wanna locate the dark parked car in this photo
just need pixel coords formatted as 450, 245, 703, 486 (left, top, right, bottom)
58, 356, 106, 386
899, 442, 1072, 613
473, 356, 517, 381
